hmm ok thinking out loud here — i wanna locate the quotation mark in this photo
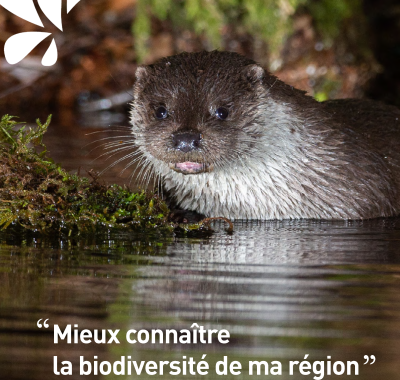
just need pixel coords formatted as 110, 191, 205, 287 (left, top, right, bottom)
363, 355, 376, 365
37, 318, 50, 328
0, 0, 81, 66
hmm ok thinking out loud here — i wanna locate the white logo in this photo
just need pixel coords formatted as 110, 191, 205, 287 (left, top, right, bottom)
1, 0, 81, 66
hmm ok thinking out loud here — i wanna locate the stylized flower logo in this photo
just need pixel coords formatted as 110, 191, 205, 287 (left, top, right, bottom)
1, 0, 81, 66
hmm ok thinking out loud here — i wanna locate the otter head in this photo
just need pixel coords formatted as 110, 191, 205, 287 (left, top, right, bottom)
130, 51, 266, 176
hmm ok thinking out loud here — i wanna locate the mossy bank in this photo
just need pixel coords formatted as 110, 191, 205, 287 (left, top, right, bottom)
0, 115, 210, 236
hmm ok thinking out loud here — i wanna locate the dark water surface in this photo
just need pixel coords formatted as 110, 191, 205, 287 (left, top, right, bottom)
1, 121, 400, 379
1, 219, 400, 380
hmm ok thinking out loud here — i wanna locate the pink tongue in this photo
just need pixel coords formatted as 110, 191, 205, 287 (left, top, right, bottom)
176, 162, 203, 171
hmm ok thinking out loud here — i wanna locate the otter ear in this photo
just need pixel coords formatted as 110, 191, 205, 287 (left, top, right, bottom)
133, 66, 149, 97
243, 64, 264, 84
135, 65, 149, 82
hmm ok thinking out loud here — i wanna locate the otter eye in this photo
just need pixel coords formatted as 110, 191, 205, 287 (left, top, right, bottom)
155, 106, 168, 119
215, 107, 229, 120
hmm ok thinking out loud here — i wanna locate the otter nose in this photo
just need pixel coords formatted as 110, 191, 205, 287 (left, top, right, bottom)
172, 132, 202, 153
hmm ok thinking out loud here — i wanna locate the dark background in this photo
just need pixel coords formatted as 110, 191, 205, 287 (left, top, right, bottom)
0, 0, 399, 124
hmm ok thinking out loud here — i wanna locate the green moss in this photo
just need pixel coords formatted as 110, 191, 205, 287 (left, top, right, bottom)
132, 0, 361, 63
133, 0, 306, 62
0, 115, 206, 235
307, 0, 363, 42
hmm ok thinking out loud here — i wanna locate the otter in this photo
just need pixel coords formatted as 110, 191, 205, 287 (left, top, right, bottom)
130, 50, 400, 220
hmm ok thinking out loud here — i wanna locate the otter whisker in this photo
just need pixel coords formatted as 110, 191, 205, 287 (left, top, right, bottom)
96, 150, 143, 177
95, 142, 138, 156
134, 158, 154, 189
90, 146, 138, 166
99, 150, 142, 173
142, 164, 155, 190
84, 135, 134, 148
125, 157, 147, 187
87, 141, 136, 156
99, 141, 136, 152
85, 127, 132, 136
119, 153, 149, 175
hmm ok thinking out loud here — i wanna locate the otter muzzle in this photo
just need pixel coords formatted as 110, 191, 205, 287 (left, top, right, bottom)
169, 162, 213, 175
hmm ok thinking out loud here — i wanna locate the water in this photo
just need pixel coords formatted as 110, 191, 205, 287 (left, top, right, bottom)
1, 219, 400, 380
1, 120, 400, 379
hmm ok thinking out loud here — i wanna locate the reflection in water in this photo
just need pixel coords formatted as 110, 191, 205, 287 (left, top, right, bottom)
1, 219, 400, 379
